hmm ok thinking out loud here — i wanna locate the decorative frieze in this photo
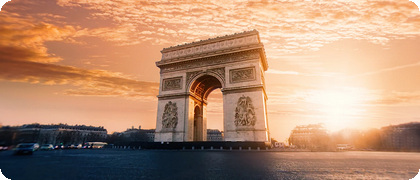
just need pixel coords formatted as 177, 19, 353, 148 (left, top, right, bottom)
162, 101, 178, 129
230, 66, 256, 83
185, 68, 226, 89
234, 96, 256, 126
161, 50, 260, 73
162, 77, 182, 91
161, 35, 259, 61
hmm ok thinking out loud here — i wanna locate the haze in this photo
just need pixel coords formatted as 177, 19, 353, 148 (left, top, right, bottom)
1, 0, 420, 142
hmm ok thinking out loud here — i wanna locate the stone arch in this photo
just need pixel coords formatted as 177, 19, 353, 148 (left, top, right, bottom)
154, 30, 270, 142
188, 73, 223, 101
186, 68, 226, 90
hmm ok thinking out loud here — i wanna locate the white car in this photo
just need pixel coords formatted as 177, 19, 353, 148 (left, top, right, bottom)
40, 144, 55, 150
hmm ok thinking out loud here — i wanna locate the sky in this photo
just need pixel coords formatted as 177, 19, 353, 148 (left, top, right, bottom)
0, 0, 420, 142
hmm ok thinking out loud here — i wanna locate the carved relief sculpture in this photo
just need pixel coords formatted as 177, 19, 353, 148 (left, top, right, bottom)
230, 67, 256, 83
162, 101, 178, 128
234, 96, 256, 126
186, 70, 202, 88
162, 77, 182, 91
208, 67, 225, 81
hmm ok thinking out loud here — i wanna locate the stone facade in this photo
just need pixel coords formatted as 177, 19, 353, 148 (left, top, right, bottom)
120, 126, 155, 142
207, 129, 224, 141
5, 123, 107, 146
288, 124, 329, 149
381, 122, 420, 151
154, 30, 269, 142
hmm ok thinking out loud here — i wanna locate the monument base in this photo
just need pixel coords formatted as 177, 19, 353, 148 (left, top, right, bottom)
112, 141, 272, 150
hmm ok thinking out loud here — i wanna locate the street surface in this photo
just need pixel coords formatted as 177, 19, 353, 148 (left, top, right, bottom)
0, 149, 419, 179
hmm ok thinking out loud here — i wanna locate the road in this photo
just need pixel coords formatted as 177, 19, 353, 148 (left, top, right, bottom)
0, 149, 419, 179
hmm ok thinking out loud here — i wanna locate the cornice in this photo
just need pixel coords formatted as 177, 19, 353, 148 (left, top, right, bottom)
156, 45, 263, 67
158, 84, 267, 101
222, 85, 268, 100
157, 45, 263, 67
156, 92, 206, 103
161, 30, 259, 53
157, 92, 189, 100
156, 30, 268, 71
157, 49, 268, 74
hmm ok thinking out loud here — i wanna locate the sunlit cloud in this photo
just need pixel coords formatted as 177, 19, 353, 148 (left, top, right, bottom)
266, 69, 301, 75
52, 0, 420, 73
0, 59, 159, 99
0, 8, 159, 99
0, 12, 77, 63
368, 91, 420, 105
349, 61, 420, 78
266, 69, 338, 77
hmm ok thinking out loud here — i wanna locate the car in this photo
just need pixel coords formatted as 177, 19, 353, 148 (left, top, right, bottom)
14, 143, 39, 155
0, 144, 9, 151
40, 144, 54, 150
54, 145, 65, 149
76, 144, 82, 149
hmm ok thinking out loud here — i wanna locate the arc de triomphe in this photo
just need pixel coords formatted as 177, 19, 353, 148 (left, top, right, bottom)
154, 30, 269, 142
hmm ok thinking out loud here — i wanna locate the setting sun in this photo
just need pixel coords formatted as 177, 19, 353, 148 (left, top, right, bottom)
1, 0, 420, 144
306, 88, 368, 131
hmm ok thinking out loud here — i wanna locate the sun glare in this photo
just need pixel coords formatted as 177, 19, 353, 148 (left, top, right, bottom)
307, 88, 368, 131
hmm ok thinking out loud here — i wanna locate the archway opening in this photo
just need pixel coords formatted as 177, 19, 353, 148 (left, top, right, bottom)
206, 89, 224, 141
189, 75, 223, 141
190, 75, 222, 101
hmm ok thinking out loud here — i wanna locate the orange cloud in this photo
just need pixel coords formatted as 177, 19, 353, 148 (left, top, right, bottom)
0, 12, 76, 63
0, 10, 159, 99
0, 59, 159, 99
53, 0, 420, 73
2, 0, 420, 102
348, 61, 420, 78
367, 91, 420, 105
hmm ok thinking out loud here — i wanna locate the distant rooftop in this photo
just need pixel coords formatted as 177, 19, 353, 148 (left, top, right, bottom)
18, 123, 107, 131
382, 122, 420, 129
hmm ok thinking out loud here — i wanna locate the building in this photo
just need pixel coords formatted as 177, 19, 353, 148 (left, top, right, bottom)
381, 122, 420, 151
273, 142, 285, 148
0, 126, 18, 146
13, 123, 107, 146
288, 123, 329, 150
207, 129, 224, 141
121, 126, 155, 142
